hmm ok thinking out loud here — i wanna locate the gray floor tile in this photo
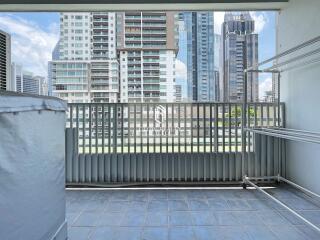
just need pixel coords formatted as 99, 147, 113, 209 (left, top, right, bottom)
148, 200, 168, 211
94, 191, 113, 201
226, 199, 252, 210
232, 189, 261, 200
105, 200, 130, 212
121, 211, 146, 226
130, 200, 148, 211
269, 225, 307, 240
84, 200, 109, 212
169, 226, 196, 240
193, 226, 215, 240
279, 210, 306, 225
66, 212, 81, 226
295, 225, 320, 240
191, 211, 216, 225
89, 226, 116, 240
245, 225, 278, 240
67, 201, 87, 213
66, 188, 320, 240
169, 211, 193, 226
218, 190, 236, 200
168, 190, 187, 200
266, 188, 298, 200
73, 211, 101, 227
204, 190, 223, 199
110, 191, 131, 201
168, 200, 189, 211
285, 197, 320, 210
207, 199, 230, 210
246, 199, 273, 210
145, 212, 168, 226
68, 226, 92, 240
113, 227, 142, 240
256, 210, 291, 225
214, 211, 239, 226
98, 212, 123, 226
299, 210, 320, 224
149, 191, 168, 200
188, 199, 209, 210
130, 191, 149, 201
186, 190, 207, 200
211, 226, 249, 240
142, 227, 168, 240
231, 211, 264, 225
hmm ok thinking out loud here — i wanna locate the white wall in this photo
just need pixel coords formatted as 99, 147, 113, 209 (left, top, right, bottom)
277, 0, 320, 194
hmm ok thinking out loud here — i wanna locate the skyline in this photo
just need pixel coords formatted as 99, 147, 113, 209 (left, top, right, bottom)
0, 11, 276, 100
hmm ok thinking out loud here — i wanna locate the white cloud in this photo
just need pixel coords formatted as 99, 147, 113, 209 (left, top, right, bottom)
250, 12, 268, 34
0, 15, 59, 77
214, 12, 268, 35
175, 59, 187, 80
214, 12, 225, 34
259, 77, 272, 99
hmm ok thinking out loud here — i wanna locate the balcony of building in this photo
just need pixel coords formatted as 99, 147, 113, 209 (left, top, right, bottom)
1, 1, 320, 240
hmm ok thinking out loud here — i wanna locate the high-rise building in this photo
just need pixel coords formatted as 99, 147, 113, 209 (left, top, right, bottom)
175, 13, 188, 102
51, 12, 119, 103
48, 41, 60, 96
52, 40, 61, 61
117, 12, 179, 103
214, 34, 221, 71
184, 12, 217, 102
11, 63, 45, 95
174, 84, 182, 102
51, 13, 91, 102
90, 12, 119, 103
0, 29, 11, 91
222, 12, 259, 102
272, 71, 279, 102
50, 60, 91, 102
214, 33, 222, 101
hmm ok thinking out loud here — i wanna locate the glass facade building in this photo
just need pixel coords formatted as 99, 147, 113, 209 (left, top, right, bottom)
222, 12, 259, 102
0, 29, 11, 91
184, 12, 217, 102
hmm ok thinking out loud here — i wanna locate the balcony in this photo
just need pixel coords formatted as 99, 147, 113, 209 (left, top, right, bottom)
67, 186, 320, 240
2, 1, 320, 240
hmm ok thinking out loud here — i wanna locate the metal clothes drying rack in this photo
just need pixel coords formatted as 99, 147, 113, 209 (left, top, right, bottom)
241, 35, 320, 233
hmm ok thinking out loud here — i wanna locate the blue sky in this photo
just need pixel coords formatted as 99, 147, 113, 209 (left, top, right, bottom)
0, 11, 276, 99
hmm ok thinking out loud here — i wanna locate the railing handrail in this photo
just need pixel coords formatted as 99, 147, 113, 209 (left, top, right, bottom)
66, 101, 285, 155
68, 102, 285, 106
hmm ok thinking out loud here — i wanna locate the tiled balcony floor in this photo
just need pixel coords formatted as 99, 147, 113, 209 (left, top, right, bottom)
66, 185, 320, 240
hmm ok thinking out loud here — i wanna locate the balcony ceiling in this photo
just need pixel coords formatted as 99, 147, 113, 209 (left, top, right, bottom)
0, 0, 289, 11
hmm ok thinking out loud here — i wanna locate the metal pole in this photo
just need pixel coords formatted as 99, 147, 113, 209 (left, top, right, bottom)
275, 127, 320, 136
246, 35, 320, 71
244, 177, 320, 234
260, 127, 320, 140
245, 128, 320, 145
265, 47, 320, 72
279, 176, 320, 199
277, 72, 281, 176
242, 71, 248, 178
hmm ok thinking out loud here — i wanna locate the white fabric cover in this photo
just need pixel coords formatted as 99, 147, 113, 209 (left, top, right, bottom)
0, 91, 67, 113
0, 92, 67, 240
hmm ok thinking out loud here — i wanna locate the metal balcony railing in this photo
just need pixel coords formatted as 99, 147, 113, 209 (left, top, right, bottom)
67, 102, 284, 155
